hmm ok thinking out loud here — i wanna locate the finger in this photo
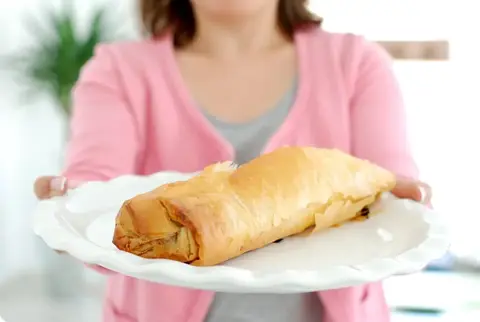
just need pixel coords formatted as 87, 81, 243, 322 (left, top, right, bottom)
34, 176, 68, 200
392, 181, 422, 202
417, 181, 432, 205
392, 178, 432, 204
36, 176, 85, 200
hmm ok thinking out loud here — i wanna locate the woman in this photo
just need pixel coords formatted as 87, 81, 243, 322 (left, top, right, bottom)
34, 0, 431, 321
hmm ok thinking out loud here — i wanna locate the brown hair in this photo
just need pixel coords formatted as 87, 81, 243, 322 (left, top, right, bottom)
140, 0, 322, 47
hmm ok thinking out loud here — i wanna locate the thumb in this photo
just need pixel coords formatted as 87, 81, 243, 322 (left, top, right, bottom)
34, 176, 83, 200
34, 176, 66, 200
392, 178, 432, 204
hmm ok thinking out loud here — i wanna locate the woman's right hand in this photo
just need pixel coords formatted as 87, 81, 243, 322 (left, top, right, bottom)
34, 176, 81, 255
34, 176, 68, 200
34, 176, 116, 273
33, 176, 84, 200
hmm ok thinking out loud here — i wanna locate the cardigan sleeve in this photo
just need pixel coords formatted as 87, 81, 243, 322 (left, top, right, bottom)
62, 45, 141, 276
63, 45, 140, 182
349, 39, 419, 179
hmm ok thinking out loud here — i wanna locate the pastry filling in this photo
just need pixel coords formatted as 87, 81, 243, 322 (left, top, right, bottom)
359, 206, 370, 218
349, 206, 371, 223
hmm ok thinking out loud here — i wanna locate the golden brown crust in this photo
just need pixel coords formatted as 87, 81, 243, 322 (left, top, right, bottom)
112, 147, 396, 266
112, 197, 199, 262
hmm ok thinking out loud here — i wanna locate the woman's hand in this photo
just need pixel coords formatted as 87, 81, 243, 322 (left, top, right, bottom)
34, 176, 79, 254
33, 176, 84, 200
391, 177, 432, 204
34, 176, 67, 200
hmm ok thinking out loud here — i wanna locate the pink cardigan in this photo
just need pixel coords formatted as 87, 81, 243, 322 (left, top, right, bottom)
63, 27, 417, 322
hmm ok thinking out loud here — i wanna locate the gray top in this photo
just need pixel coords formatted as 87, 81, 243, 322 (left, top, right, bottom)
202, 84, 293, 165
201, 82, 323, 322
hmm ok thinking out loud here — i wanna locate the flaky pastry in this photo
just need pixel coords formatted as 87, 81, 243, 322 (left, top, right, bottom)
113, 147, 395, 266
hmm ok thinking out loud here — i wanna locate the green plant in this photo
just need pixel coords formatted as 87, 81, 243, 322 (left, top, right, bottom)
5, 4, 120, 118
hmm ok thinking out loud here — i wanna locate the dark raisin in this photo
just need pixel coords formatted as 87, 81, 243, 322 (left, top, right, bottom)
359, 207, 370, 218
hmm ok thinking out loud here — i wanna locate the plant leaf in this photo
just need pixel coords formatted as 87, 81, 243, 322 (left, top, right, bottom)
3, 2, 119, 116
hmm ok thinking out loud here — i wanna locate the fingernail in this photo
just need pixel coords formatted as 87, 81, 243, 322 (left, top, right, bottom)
50, 176, 66, 192
418, 182, 432, 204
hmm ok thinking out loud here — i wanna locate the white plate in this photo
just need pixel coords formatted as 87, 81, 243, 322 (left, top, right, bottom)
33, 171, 450, 293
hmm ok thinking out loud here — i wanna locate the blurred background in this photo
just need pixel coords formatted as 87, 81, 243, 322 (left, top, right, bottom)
0, 0, 479, 321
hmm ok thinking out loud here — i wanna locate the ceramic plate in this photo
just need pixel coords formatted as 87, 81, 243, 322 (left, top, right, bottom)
33, 172, 450, 293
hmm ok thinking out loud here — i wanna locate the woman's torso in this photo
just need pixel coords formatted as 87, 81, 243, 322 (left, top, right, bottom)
69, 28, 390, 322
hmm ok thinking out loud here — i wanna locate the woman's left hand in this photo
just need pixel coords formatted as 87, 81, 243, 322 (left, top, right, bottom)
391, 177, 432, 204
